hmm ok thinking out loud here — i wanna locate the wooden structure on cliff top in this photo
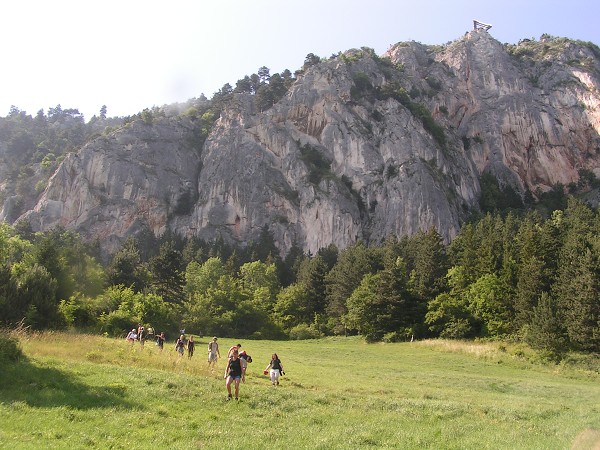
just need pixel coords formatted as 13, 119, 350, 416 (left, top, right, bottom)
473, 20, 492, 31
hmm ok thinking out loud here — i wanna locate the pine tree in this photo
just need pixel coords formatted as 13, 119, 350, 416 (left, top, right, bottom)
514, 256, 545, 329
474, 213, 504, 276
325, 242, 381, 333
106, 237, 147, 292
0, 265, 18, 324
560, 248, 600, 351
525, 292, 567, 356
447, 223, 479, 285
408, 228, 449, 302
15, 264, 58, 328
279, 240, 305, 286
149, 242, 185, 304
296, 255, 329, 321
346, 257, 412, 341
553, 222, 600, 352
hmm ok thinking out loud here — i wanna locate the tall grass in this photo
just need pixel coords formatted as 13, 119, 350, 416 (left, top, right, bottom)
1, 331, 599, 449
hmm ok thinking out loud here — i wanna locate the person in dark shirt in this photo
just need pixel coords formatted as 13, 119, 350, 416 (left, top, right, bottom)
175, 335, 185, 356
224, 348, 246, 400
156, 332, 165, 351
264, 353, 284, 386
187, 335, 195, 358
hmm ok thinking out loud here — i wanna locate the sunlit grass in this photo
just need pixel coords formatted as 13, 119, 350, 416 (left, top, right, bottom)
1, 331, 599, 449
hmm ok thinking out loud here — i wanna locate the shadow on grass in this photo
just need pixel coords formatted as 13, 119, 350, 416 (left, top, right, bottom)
0, 358, 138, 410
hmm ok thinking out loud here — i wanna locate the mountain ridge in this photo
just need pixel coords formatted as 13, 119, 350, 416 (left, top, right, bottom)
4, 29, 600, 257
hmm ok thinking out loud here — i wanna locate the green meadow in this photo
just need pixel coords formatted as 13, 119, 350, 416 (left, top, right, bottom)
1, 332, 599, 449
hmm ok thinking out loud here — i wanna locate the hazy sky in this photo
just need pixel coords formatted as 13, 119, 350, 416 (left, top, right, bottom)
1, 0, 599, 121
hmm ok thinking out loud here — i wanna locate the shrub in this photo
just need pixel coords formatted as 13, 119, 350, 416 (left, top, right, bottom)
425, 76, 442, 91
350, 72, 373, 100
0, 335, 23, 362
289, 323, 323, 340
299, 143, 332, 185
383, 331, 403, 343
99, 310, 138, 337
559, 352, 600, 373
58, 294, 98, 329
386, 165, 399, 179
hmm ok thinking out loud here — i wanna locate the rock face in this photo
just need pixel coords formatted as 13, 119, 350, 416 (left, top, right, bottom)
17, 31, 600, 256
22, 118, 203, 250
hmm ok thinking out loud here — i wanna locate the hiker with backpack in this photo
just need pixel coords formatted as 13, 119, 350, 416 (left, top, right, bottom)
175, 334, 186, 356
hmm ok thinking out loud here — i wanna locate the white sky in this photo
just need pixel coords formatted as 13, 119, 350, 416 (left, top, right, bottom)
1, 0, 599, 121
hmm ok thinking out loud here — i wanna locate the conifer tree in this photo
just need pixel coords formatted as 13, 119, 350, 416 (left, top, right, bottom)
346, 256, 412, 341
525, 292, 567, 356
149, 242, 185, 304
556, 246, 600, 351
15, 264, 58, 328
514, 256, 545, 329
296, 255, 329, 321
106, 237, 147, 292
280, 240, 305, 286
325, 242, 381, 333
408, 228, 449, 302
447, 223, 479, 285
0, 265, 18, 324
474, 213, 503, 276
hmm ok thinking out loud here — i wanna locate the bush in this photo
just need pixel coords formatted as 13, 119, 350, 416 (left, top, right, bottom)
99, 310, 138, 337
299, 143, 332, 185
383, 332, 403, 343
0, 335, 23, 362
350, 72, 373, 99
559, 352, 600, 373
59, 294, 98, 329
289, 323, 323, 340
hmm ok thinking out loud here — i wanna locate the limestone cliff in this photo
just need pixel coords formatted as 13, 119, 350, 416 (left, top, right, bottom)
16, 30, 600, 256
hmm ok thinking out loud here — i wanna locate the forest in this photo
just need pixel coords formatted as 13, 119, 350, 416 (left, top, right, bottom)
1, 193, 599, 358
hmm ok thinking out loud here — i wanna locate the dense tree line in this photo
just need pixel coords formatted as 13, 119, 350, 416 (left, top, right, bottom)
1, 196, 599, 357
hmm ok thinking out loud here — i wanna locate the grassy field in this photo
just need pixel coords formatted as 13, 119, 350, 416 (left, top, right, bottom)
1, 332, 599, 449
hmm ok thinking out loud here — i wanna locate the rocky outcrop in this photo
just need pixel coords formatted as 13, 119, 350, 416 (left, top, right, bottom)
22, 118, 203, 250
424, 31, 600, 191
17, 30, 600, 256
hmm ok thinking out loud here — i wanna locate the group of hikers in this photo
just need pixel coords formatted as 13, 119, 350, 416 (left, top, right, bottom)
218, 338, 285, 400
126, 325, 167, 351
125, 327, 285, 400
